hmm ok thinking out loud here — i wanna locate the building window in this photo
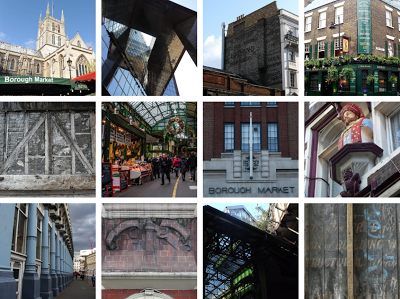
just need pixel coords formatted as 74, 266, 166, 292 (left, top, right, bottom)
318, 41, 325, 58
335, 6, 343, 24
398, 17, 400, 30
52, 34, 55, 45
52, 22, 55, 31
305, 43, 310, 59
266, 102, 277, 106
241, 123, 261, 152
267, 123, 279, 152
390, 108, 400, 151
310, 73, 319, 91
11, 204, 27, 254
58, 36, 61, 46
392, 73, 398, 91
289, 50, 295, 61
36, 63, 40, 74
224, 102, 235, 107
36, 215, 42, 260
334, 37, 343, 57
379, 71, 387, 92
362, 70, 368, 91
77, 41, 81, 47
387, 10, 393, 27
224, 123, 235, 153
319, 12, 326, 28
10, 59, 15, 70
305, 16, 312, 32
342, 79, 350, 92
241, 102, 261, 106
290, 72, 296, 88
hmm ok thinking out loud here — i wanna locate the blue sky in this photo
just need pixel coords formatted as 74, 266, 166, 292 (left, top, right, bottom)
0, 0, 96, 53
204, 203, 269, 218
203, 0, 299, 68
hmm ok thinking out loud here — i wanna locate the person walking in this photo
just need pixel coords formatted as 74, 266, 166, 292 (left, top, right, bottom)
160, 153, 172, 185
180, 155, 188, 181
173, 156, 181, 177
91, 274, 95, 287
188, 152, 197, 181
152, 156, 160, 179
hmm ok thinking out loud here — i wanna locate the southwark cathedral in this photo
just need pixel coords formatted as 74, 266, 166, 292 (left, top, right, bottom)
0, 3, 95, 79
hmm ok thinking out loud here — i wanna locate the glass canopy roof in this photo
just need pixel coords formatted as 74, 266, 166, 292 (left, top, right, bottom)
129, 101, 197, 128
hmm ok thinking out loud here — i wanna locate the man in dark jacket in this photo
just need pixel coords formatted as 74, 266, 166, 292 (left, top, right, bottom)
180, 156, 188, 181
152, 156, 160, 179
160, 153, 172, 185
188, 152, 197, 181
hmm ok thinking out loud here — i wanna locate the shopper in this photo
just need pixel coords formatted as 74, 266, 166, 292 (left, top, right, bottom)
180, 155, 188, 181
152, 156, 160, 179
173, 156, 181, 177
92, 274, 95, 287
160, 153, 172, 185
188, 152, 197, 181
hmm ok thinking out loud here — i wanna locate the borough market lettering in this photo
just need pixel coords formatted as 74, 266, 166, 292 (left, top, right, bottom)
209, 187, 295, 194
0, 76, 71, 85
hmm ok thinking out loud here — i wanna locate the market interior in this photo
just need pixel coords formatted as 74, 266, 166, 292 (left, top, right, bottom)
102, 101, 197, 197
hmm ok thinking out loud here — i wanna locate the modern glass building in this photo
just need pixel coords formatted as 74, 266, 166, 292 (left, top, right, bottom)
101, 0, 197, 96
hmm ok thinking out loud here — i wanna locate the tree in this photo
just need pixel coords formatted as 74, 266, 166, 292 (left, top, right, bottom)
87, 59, 96, 73
253, 204, 273, 232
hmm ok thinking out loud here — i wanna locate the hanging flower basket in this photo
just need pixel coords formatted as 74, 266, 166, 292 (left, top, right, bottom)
167, 117, 184, 135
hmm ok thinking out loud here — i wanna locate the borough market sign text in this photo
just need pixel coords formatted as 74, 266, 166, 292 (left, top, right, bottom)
209, 186, 295, 194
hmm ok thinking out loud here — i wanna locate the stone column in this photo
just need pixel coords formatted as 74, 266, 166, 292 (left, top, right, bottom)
0, 204, 17, 297
62, 242, 66, 290
50, 222, 58, 296
60, 241, 64, 291
22, 203, 41, 299
40, 209, 53, 299
56, 232, 61, 293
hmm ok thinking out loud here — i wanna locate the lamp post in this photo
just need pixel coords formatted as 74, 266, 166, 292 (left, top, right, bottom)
67, 58, 72, 80
329, 16, 341, 65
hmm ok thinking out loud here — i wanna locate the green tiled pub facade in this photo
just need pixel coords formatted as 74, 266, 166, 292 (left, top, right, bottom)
305, 62, 400, 96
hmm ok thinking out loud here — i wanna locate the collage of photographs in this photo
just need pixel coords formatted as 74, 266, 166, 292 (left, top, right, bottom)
1, 0, 400, 298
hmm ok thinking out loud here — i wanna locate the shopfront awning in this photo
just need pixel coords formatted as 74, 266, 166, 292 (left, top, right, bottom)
71, 71, 96, 82
71, 72, 96, 95
0, 75, 73, 95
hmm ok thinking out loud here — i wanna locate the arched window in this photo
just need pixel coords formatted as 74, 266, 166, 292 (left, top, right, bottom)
76, 55, 89, 77
10, 59, 15, 70
58, 36, 61, 47
52, 34, 55, 45
85, 65, 88, 74
36, 63, 40, 73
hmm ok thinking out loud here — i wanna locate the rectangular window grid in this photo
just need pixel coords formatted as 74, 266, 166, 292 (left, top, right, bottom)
267, 123, 279, 152
224, 102, 235, 106
387, 10, 392, 27
241, 123, 261, 152
335, 6, 343, 24
305, 17, 312, 32
305, 43, 310, 59
224, 124, 235, 153
319, 12, 326, 28
266, 102, 277, 106
290, 73, 296, 87
241, 102, 261, 106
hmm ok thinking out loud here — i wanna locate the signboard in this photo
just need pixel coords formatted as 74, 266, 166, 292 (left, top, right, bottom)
0, 76, 71, 85
350, 70, 356, 92
125, 133, 131, 145
357, 0, 372, 54
116, 131, 125, 144
120, 170, 128, 192
374, 71, 379, 92
110, 126, 116, 141
153, 144, 163, 151
343, 37, 349, 53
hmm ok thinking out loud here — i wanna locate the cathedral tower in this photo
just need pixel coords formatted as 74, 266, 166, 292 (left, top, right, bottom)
36, 2, 66, 57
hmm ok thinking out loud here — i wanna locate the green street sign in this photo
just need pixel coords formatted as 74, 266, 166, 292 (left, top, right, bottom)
0, 76, 71, 85
374, 71, 379, 92
358, 0, 372, 54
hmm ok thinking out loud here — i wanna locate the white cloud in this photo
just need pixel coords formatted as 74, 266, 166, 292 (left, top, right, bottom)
0, 32, 6, 40
24, 39, 36, 48
203, 35, 222, 68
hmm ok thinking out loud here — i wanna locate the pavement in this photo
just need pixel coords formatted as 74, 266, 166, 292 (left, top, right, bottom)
114, 170, 197, 197
57, 279, 95, 299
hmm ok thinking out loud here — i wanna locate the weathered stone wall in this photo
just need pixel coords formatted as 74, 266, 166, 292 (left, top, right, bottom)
305, 203, 400, 298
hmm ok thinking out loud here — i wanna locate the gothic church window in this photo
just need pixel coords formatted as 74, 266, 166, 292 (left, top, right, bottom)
52, 34, 55, 45
76, 55, 88, 77
36, 63, 40, 73
52, 22, 55, 31
10, 59, 15, 70
58, 36, 61, 46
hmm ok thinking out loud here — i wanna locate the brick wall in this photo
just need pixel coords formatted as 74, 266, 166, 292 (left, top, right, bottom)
203, 102, 298, 161
304, 0, 400, 59
102, 289, 197, 299
102, 218, 197, 273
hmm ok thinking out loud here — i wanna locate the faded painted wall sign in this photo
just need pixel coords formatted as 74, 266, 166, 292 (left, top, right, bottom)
357, 0, 372, 54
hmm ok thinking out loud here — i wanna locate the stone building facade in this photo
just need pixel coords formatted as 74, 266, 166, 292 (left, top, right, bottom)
102, 203, 197, 299
0, 203, 74, 299
223, 2, 298, 93
305, 101, 400, 197
0, 3, 95, 79
203, 102, 298, 197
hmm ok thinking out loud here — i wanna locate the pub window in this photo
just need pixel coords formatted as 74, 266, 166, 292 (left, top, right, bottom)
319, 12, 326, 28
342, 78, 350, 92
310, 73, 319, 91
305, 43, 310, 59
11, 204, 27, 254
318, 41, 325, 58
387, 10, 393, 27
224, 123, 235, 153
392, 72, 398, 91
267, 123, 279, 152
290, 72, 296, 87
241, 123, 261, 152
305, 16, 312, 32
362, 70, 368, 91
335, 6, 343, 24
379, 71, 387, 92
334, 37, 343, 57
